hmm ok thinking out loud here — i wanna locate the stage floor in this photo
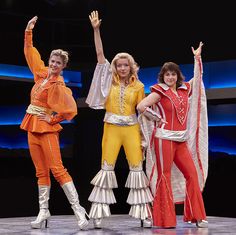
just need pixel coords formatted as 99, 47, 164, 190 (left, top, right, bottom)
0, 214, 235, 235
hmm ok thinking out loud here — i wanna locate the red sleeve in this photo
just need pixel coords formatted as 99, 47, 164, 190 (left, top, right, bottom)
185, 82, 192, 96
150, 84, 164, 97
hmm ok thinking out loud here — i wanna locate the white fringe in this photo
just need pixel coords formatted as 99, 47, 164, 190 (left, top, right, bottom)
126, 188, 153, 204
89, 202, 111, 219
88, 186, 116, 204
125, 170, 149, 188
90, 169, 118, 188
129, 204, 152, 220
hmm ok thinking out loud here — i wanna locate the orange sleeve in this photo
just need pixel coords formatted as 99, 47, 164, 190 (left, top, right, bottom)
47, 81, 78, 121
24, 30, 47, 82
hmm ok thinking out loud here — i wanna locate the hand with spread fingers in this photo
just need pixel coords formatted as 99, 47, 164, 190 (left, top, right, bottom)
89, 10, 102, 30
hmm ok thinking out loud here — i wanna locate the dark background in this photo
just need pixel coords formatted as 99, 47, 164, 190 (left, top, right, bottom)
1, 0, 236, 220
1, 0, 236, 69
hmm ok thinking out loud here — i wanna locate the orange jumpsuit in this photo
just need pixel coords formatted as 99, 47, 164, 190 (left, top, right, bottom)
20, 30, 77, 186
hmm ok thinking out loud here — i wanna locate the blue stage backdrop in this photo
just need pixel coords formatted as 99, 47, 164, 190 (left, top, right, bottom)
0, 64, 81, 157
0, 60, 236, 156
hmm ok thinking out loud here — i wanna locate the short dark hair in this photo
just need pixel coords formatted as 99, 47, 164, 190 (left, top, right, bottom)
158, 62, 185, 88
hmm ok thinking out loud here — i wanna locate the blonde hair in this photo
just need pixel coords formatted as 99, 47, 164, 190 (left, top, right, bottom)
49, 49, 69, 67
111, 52, 139, 78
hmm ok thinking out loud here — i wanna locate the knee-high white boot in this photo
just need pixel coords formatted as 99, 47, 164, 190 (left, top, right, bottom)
31, 185, 51, 229
62, 181, 89, 230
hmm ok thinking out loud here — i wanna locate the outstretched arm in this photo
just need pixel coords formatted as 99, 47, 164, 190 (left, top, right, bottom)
89, 10, 106, 64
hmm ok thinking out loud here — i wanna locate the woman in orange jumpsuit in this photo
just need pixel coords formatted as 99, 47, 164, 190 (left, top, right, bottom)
137, 42, 208, 228
86, 11, 153, 229
20, 16, 88, 230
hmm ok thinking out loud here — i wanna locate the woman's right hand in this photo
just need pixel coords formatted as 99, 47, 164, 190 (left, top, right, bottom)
89, 10, 101, 29
26, 16, 38, 31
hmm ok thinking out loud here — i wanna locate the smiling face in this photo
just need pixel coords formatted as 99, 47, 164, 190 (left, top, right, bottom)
163, 70, 178, 88
158, 62, 185, 89
48, 55, 65, 76
111, 53, 139, 84
115, 58, 131, 80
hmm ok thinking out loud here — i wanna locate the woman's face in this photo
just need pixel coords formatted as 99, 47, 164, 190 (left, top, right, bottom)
48, 55, 65, 76
163, 70, 177, 88
116, 58, 131, 80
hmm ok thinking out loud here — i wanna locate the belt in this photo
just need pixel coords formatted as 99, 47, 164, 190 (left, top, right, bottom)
26, 104, 53, 116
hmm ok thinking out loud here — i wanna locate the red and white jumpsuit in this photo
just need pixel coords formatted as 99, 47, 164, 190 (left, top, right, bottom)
151, 82, 207, 227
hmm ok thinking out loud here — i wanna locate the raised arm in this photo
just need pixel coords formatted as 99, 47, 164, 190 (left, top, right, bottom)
89, 11, 106, 64
25, 16, 38, 31
24, 16, 46, 80
189, 41, 204, 87
191, 41, 203, 59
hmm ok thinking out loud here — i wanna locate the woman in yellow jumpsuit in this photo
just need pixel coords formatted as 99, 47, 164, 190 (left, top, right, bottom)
20, 16, 88, 230
86, 11, 153, 228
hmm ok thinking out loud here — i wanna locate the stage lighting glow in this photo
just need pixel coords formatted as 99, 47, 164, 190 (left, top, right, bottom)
209, 147, 236, 156
0, 105, 74, 125
0, 64, 82, 87
139, 59, 236, 93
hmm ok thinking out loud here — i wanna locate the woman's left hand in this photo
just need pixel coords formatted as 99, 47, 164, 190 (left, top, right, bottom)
37, 112, 51, 123
192, 41, 203, 57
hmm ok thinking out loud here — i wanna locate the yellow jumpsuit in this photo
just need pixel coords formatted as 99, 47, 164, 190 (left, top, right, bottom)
86, 60, 153, 222
102, 79, 144, 167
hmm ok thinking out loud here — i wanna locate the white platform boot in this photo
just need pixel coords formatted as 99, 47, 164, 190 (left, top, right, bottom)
62, 181, 89, 230
31, 185, 51, 229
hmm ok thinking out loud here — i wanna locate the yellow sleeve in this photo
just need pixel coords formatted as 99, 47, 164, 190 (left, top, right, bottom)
137, 83, 145, 104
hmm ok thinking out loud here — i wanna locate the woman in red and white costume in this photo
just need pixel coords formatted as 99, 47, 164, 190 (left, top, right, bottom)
137, 42, 208, 228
